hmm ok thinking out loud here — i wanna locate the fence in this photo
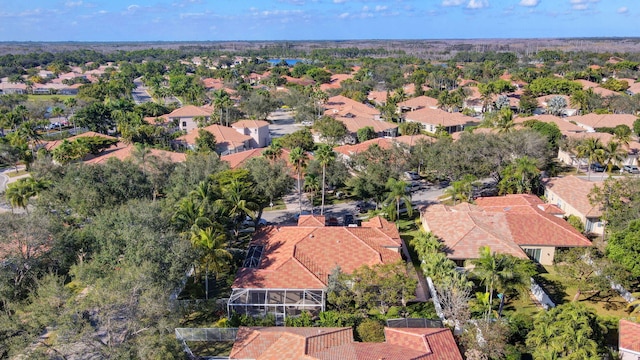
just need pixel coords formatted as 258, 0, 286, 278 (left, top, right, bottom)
425, 277, 446, 321
530, 277, 555, 310
386, 318, 443, 329
175, 327, 239, 342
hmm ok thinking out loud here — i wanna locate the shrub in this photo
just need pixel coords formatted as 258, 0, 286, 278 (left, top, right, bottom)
356, 318, 385, 342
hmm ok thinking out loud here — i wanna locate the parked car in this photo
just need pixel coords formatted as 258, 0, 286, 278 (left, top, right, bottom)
242, 216, 268, 227
356, 202, 374, 213
590, 162, 605, 172
403, 171, 420, 181
623, 165, 640, 174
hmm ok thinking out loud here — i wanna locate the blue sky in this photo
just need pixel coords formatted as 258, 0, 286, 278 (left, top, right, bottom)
0, 0, 637, 42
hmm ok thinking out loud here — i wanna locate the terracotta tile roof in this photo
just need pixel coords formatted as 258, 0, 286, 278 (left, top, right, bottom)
404, 107, 479, 128
230, 326, 462, 360
626, 80, 640, 95
334, 115, 398, 134
545, 176, 603, 217
536, 94, 573, 108
43, 131, 119, 151
320, 73, 353, 91
571, 113, 638, 130
451, 128, 498, 140
422, 205, 527, 260
221, 148, 265, 169
232, 119, 270, 129
202, 77, 225, 90
176, 124, 252, 147
538, 203, 565, 215
515, 114, 586, 133
367, 90, 389, 104
398, 96, 439, 110
619, 319, 640, 353
283, 75, 315, 86
563, 132, 640, 155
334, 138, 393, 157
475, 194, 592, 247
165, 105, 213, 118
324, 95, 381, 118
298, 215, 327, 227
393, 134, 435, 147
422, 194, 592, 260
576, 79, 600, 89
232, 216, 402, 289
143, 115, 170, 125
84, 145, 186, 165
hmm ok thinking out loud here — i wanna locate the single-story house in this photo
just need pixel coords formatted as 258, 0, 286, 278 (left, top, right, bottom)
324, 95, 382, 121
535, 95, 578, 117
397, 95, 439, 113
421, 194, 592, 266
229, 326, 462, 360
515, 115, 586, 134
0, 82, 27, 94
403, 107, 479, 135
228, 215, 404, 323
231, 119, 271, 148
545, 176, 604, 235
558, 132, 640, 169
176, 124, 252, 155
83, 144, 186, 165
319, 73, 354, 91
165, 105, 215, 132
570, 113, 639, 133
619, 319, 640, 360
334, 114, 398, 139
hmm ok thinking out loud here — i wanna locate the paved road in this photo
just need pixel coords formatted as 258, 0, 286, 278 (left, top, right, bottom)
267, 109, 306, 138
132, 78, 153, 104
261, 185, 445, 225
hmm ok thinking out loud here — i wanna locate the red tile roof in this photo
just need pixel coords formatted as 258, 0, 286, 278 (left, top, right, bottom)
165, 105, 214, 118
563, 132, 640, 155
545, 176, 603, 218
84, 145, 187, 165
221, 148, 265, 169
619, 319, 640, 354
515, 114, 586, 133
398, 96, 439, 110
324, 95, 380, 119
571, 113, 638, 130
42, 131, 119, 151
232, 119, 270, 129
232, 216, 403, 290
176, 124, 252, 147
230, 326, 462, 360
404, 107, 479, 128
334, 138, 394, 157
335, 115, 398, 134
393, 134, 435, 147
474, 194, 592, 247
422, 194, 592, 260
320, 74, 353, 91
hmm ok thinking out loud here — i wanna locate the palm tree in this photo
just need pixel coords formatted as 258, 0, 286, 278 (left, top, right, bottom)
315, 144, 335, 215
63, 97, 78, 133
495, 108, 515, 133
576, 137, 605, 181
5, 177, 50, 214
304, 173, 320, 215
444, 181, 467, 205
262, 142, 283, 162
384, 178, 413, 222
471, 246, 536, 319
602, 141, 626, 179
289, 147, 309, 215
189, 223, 231, 299
215, 178, 258, 241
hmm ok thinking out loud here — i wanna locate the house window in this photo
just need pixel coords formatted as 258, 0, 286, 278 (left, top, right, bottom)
182, 121, 187, 128
524, 248, 541, 262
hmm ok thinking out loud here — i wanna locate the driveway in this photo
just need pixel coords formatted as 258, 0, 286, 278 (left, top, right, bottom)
267, 110, 306, 139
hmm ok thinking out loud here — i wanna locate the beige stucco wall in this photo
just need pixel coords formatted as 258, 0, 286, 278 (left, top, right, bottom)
620, 349, 640, 360
521, 245, 556, 265
545, 188, 604, 235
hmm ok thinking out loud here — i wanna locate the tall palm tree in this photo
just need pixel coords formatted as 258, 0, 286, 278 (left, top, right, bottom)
5, 177, 50, 214
189, 223, 231, 299
215, 178, 258, 241
289, 147, 309, 214
495, 108, 515, 133
384, 178, 413, 222
304, 173, 320, 215
602, 141, 626, 179
315, 144, 335, 215
262, 142, 283, 162
576, 137, 605, 181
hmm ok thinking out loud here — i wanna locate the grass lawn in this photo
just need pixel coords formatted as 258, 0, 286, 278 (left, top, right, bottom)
535, 265, 631, 318
6, 170, 28, 178
185, 341, 234, 357
28, 94, 75, 102
263, 198, 286, 211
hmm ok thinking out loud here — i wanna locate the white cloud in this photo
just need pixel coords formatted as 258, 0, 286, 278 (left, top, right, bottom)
333, 0, 347, 3
338, 12, 349, 18
442, 0, 465, 6
569, 0, 599, 11
375, 5, 388, 11
467, 0, 488, 9
519, 0, 539, 7
617, 6, 628, 14
65, 1, 83, 7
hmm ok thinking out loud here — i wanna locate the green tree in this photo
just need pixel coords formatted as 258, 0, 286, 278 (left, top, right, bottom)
289, 147, 309, 214
313, 116, 348, 146
195, 129, 217, 153
576, 137, 605, 181
601, 141, 626, 178
5, 177, 49, 214
314, 144, 335, 215
383, 178, 412, 222
526, 303, 605, 360
304, 173, 320, 215
498, 156, 541, 195
606, 219, 640, 278
356, 126, 376, 143
278, 128, 315, 151
189, 223, 231, 299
